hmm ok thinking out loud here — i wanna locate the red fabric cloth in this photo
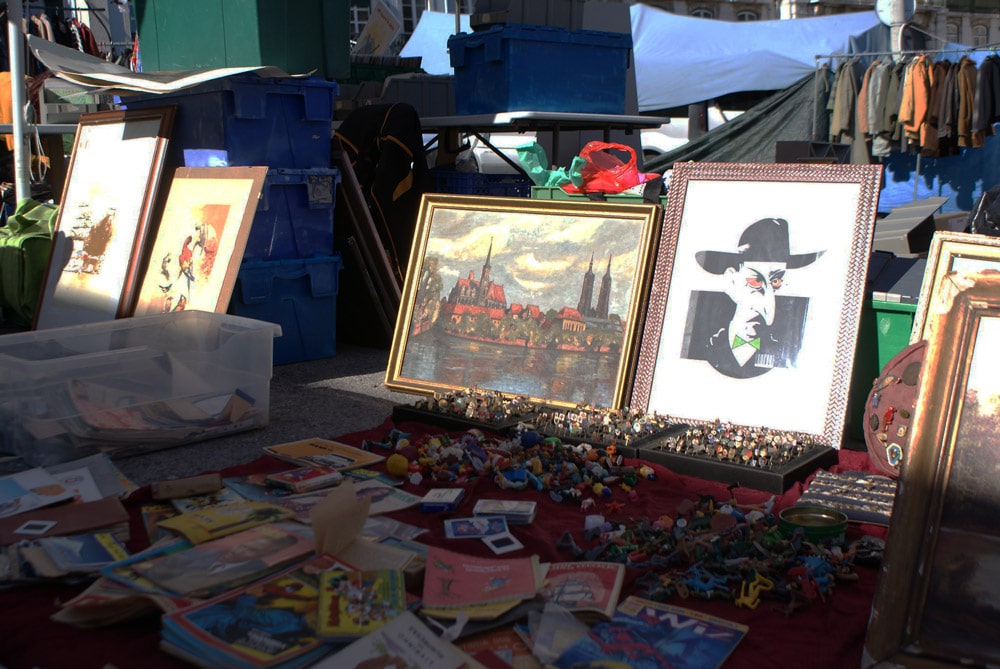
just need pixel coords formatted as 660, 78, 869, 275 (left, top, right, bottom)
0, 417, 887, 669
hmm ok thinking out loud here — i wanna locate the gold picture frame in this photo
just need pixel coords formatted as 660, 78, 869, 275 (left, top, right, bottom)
864, 270, 1000, 668
629, 162, 883, 447
910, 231, 1000, 342
385, 194, 663, 409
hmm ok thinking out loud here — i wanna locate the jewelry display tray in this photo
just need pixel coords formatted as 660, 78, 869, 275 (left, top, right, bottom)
629, 442, 840, 493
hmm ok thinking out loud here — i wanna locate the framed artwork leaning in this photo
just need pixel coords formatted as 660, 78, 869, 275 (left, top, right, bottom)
34, 107, 175, 330
910, 231, 1000, 342
385, 194, 663, 409
864, 271, 1000, 668
129, 166, 268, 316
629, 162, 883, 447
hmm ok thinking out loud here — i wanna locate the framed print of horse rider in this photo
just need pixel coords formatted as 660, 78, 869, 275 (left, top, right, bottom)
630, 162, 883, 447
129, 167, 267, 317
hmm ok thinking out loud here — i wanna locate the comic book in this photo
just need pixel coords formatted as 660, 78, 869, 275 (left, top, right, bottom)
314, 568, 408, 641
222, 474, 313, 503
456, 626, 542, 669
160, 554, 350, 669
540, 561, 626, 621
351, 479, 422, 515
421, 545, 542, 609
263, 438, 385, 471
0, 468, 75, 518
169, 486, 246, 514
308, 610, 468, 669
552, 595, 749, 669
157, 501, 295, 544
37, 531, 130, 573
265, 466, 344, 493
131, 521, 315, 598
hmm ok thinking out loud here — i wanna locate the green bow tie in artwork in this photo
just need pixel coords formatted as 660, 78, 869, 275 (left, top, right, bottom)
732, 335, 761, 350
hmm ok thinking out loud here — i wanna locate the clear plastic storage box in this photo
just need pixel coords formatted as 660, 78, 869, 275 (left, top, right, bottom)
0, 311, 281, 464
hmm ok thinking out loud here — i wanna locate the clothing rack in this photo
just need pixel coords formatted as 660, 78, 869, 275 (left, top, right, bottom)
813, 43, 999, 200
814, 41, 1000, 65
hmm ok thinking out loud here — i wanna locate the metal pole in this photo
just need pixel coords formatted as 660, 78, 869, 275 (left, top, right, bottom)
7, 0, 30, 203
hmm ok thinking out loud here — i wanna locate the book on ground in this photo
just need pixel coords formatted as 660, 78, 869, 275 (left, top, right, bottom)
0, 468, 75, 518
264, 438, 385, 471
222, 474, 314, 503
422, 545, 542, 610
45, 452, 135, 499
169, 486, 246, 514
315, 568, 408, 641
265, 466, 344, 493
308, 609, 469, 669
157, 501, 295, 544
37, 531, 130, 574
352, 479, 422, 515
131, 521, 316, 598
541, 561, 626, 621
553, 595, 749, 669
159, 555, 348, 669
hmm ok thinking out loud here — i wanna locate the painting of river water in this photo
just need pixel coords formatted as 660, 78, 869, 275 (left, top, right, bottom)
386, 195, 662, 408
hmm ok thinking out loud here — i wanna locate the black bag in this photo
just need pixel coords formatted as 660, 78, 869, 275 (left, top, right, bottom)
333, 102, 430, 284
969, 183, 1000, 236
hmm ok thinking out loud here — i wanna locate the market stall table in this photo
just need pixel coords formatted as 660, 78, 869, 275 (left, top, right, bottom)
0, 416, 888, 669
420, 111, 670, 174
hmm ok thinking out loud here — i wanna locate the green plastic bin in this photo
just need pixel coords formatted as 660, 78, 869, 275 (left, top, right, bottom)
134, 0, 350, 80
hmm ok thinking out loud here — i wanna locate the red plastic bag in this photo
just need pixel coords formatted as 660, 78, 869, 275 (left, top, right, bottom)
563, 141, 657, 195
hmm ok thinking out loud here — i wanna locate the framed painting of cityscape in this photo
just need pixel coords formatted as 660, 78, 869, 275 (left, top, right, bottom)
33, 107, 175, 330
864, 271, 1000, 668
629, 162, 883, 447
385, 194, 663, 409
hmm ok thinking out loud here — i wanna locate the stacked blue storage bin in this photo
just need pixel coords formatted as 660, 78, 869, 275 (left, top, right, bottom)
125, 75, 343, 365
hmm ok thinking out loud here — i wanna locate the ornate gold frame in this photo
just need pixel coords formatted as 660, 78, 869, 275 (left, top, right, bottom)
864, 271, 1000, 667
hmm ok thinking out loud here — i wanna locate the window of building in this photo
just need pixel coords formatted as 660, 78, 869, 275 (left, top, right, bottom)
350, 6, 370, 41
691, 7, 715, 18
972, 23, 988, 46
946, 21, 960, 44
736, 10, 759, 21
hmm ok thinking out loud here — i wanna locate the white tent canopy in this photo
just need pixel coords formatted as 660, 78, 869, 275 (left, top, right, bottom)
402, 6, 881, 112
630, 5, 881, 111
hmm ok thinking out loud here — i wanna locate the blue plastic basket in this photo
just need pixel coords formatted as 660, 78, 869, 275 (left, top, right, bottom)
429, 169, 533, 197
229, 254, 342, 365
448, 24, 631, 115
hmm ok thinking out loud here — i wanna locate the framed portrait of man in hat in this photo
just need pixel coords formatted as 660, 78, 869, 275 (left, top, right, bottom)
630, 162, 883, 447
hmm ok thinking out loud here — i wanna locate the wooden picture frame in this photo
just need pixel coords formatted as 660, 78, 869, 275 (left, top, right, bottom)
630, 162, 883, 447
385, 194, 663, 408
910, 231, 1000, 342
34, 107, 175, 330
864, 271, 1000, 668
129, 166, 268, 316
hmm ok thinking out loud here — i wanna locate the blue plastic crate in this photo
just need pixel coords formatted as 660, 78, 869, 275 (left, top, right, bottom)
244, 167, 341, 260
229, 254, 342, 365
448, 24, 631, 115
429, 169, 532, 197
124, 75, 338, 169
